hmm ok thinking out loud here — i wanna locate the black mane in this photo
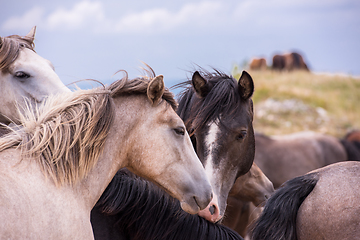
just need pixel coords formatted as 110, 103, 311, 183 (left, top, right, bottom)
176, 69, 246, 135
91, 170, 243, 240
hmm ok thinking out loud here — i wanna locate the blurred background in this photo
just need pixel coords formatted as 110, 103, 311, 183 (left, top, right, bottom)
2, 0, 360, 135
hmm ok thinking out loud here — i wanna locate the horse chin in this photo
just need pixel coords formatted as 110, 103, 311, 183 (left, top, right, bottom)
180, 199, 200, 215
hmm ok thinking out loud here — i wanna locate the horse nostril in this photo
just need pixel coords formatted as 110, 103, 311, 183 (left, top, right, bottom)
209, 205, 216, 215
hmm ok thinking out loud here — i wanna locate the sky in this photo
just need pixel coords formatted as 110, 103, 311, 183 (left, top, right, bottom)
1, 0, 360, 89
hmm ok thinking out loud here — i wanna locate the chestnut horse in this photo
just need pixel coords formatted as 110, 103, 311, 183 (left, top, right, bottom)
0, 71, 212, 239
249, 58, 267, 71
251, 161, 360, 240
0, 27, 70, 127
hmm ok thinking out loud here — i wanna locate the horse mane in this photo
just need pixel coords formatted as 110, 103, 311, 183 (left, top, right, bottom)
0, 67, 176, 186
92, 169, 243, 240
0, 33, 35, 72
176, 68, 251, 135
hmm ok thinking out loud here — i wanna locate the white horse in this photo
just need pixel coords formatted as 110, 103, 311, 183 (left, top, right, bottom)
0, 71, 213, 239
0, 27, 70, 126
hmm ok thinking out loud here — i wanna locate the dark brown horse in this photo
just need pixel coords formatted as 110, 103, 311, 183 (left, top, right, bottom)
251, 161, 360, 240
254, 131, 360, 189
272, 52, 309, 71
177, 69, 255, 221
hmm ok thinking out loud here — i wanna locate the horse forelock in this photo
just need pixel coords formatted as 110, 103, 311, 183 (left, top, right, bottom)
0, 34, 35, 72
178, 70, 251, 135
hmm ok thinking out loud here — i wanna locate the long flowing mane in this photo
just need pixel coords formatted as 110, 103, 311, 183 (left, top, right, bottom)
176, 69, 252, 135
92, 170, 242, 240
0, 33, 35, 72
0, 68, 176, 186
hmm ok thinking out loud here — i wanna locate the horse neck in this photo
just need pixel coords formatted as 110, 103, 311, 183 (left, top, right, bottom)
77, 96, 141, 208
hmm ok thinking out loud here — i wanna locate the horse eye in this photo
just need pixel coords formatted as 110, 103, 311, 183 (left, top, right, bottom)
236, 131, 247, 140
174, 127, 185, 136
15, 71, 30, 79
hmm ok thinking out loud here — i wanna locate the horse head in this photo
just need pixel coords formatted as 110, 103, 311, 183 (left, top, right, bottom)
177, 69, 255, 222
0, 27, 70, 125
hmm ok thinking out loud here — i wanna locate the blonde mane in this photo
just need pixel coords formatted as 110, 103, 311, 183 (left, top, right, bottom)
0, 34, 35, 72
0, 68, 176, 186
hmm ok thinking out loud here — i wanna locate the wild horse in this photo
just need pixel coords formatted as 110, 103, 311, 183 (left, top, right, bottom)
0, 70, 212, 239
251, 161, 360, 240
0, 27, 70, 129
91, 68, 256, 239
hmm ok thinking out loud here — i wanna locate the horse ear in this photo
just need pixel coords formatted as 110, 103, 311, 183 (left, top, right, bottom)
147, 75, 165, 105
238, 71, 254, 100
25, 26, 36, 43
192, 71, 210, 98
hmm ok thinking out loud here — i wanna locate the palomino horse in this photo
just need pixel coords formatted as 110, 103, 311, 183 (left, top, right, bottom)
177, 69, 255, 221
254, 131, 350, 188
0, 71, 213, 239
0, 27, 70, 126
92, 169, 244, 240
251, 161, 360, 240
222, 163, 274, 238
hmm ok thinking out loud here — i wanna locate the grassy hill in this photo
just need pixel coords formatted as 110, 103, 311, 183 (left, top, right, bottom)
232, 68, 360, 138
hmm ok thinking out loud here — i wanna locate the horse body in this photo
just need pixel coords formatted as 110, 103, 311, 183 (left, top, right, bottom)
249, 58, 267, 71
254, 131, 347, 188
272, 52, 309, 71
251, 161, 360, 240
0, 27, 70, 125
0, 73, 212, 239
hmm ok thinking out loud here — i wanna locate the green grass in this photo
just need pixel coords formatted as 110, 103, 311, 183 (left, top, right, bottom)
232, 68, 360, 137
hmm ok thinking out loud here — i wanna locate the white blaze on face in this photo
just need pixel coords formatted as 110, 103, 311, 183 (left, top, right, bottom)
203, 121, 221, 194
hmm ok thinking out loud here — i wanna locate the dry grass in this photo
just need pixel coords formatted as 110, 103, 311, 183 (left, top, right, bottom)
232, 68, 360, 137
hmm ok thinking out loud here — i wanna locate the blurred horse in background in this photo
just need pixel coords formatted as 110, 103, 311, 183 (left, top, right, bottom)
249, 58, 267, 71
254, 131, 358, 189
272, 52, 309, 71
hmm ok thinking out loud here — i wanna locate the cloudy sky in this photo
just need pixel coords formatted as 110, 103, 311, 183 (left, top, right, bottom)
2, 0, 360, 88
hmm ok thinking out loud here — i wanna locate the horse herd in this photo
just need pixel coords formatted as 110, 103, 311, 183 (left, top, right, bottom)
0, 27, 359, 240
249, 52, 309, 72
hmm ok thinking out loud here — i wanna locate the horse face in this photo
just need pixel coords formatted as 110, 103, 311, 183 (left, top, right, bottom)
229, 163, 274, 206
187, 70, 256, 221
124, 77, 212, 215
0, 48, 70, 124
195, 103, 255, 219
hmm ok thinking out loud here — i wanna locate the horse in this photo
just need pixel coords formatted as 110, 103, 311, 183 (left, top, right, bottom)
272, 52, 309, 71
92, 169, 245, 240
222, 162, 274, 238
0, 69, 213, 239
0, 26, 70, 128
254, 131, 352, 189
250, 161, 360, 240
177, 69, 255, 221
249, 58, 267, 71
